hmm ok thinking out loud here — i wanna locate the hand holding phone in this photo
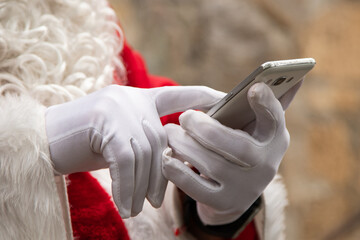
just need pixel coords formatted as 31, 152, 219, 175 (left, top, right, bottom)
162, 81, 294, 226
162, 58, 315, 227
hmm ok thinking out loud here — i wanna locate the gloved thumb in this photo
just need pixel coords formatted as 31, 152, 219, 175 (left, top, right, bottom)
248, 83, 285, 142
148, 86, 225, 117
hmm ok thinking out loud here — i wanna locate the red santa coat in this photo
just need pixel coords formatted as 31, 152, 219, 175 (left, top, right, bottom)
0, 1, 287, 239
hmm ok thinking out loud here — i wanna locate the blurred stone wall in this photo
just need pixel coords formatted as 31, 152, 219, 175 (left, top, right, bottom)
109, 0, 360, 239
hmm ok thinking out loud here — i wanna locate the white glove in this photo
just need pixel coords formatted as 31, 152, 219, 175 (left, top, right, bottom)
45, 84, 224, 218
162, 82, 301, 225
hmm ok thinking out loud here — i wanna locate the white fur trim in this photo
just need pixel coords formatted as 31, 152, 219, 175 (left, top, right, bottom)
0, 94, 68, 239
255, 174, 288, 240
0, 0, 125, 106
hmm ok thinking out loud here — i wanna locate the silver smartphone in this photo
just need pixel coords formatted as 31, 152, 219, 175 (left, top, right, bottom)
207, 58, 316, 129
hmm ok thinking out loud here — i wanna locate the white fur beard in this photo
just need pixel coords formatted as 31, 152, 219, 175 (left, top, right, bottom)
0, 0, 126, 106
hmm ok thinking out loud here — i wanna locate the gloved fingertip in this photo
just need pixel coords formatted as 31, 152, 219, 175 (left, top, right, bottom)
162, 147, 184, 181
162, 147, 173, 163
179, 109, 211, 131
162, 148, 174, 176
178, 109, 196, 123
248, 82, 266, 98
131, 206, 142, 217
118, 207, 131, 219
248, 82, 274, 106
147, 194, 163, 208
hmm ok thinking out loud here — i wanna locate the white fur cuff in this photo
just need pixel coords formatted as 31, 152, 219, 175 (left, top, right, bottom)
0, 94, 67, 239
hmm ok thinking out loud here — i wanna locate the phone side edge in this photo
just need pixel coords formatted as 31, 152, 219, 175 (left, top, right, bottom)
207, 65, 266, 116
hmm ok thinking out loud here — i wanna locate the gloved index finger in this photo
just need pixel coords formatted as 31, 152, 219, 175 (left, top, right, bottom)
149, 86, 225, 117
179, 110, 260, 168
162, 147, 221, 207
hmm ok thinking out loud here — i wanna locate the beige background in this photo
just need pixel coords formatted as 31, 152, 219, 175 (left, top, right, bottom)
109, 0, 360, 239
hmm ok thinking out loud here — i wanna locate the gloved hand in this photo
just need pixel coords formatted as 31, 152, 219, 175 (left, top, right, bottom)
162, 81, 302, 225
45, 84, 225, 218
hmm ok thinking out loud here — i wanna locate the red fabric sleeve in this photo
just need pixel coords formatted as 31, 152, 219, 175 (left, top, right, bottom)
119, 40, 178, 89
67, 172, 130, 240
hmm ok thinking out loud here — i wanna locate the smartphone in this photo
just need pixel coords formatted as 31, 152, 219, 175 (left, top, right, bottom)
207, 58, 316, 129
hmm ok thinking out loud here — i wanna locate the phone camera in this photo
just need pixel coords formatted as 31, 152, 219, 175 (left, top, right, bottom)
272, 77, 287, 86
